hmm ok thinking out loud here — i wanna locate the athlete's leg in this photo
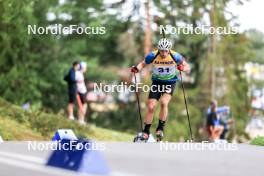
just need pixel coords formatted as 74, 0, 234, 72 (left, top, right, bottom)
142, 98, 158, 135
143, 80, 162, 135
145, 99, 158, 124
157, 82, 175, 128
155, 93, 172, 135
159, 93, 172, 121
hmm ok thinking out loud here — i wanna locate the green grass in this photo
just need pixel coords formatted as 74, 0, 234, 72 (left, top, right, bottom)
250, 136, 264, 146
0, 98, 133, 141
0, 117, 45, 140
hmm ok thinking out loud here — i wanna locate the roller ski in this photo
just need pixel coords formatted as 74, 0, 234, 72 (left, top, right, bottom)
133, 132, 149, 143
155, 129, 164, 142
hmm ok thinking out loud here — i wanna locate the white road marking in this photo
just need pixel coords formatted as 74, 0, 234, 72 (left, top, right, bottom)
0, 150, 137, 176
0, 151, 46, 164
0, 156, 70, 175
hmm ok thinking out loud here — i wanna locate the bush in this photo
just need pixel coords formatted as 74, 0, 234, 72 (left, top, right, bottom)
250, 136, 264, 146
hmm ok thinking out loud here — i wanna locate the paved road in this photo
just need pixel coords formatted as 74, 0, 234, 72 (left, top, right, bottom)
0, 141, 264, 176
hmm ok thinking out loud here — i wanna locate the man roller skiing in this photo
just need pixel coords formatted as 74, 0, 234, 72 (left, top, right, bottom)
131, 38, 190, 141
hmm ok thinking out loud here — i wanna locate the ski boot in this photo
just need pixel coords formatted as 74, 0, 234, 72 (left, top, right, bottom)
133, 132, 149, 143
155, 129, 164, 142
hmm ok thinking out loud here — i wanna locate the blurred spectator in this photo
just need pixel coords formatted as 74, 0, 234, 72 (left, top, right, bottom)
64, 61, 79, 120
207, 105, 234, 140
206, 100, 225, 141
246, 110, 264, 139
76, 61, 88, 125
219, 108, 234, 139
86, 82, 108, 103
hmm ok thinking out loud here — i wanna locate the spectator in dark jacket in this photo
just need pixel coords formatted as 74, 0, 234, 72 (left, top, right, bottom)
206, 100, 224, 141
65, 61, 79, 119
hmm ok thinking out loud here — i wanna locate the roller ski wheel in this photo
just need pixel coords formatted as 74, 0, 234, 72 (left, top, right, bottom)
156, 130, 164, 142
133, 132, 149, 143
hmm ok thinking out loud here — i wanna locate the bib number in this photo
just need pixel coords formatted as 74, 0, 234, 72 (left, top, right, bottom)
158, 67, 170, 73
153, 66, 178, 80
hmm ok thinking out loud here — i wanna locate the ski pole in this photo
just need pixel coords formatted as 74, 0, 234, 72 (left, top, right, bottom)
133, 73, 143, 132
179, 71, 194, 141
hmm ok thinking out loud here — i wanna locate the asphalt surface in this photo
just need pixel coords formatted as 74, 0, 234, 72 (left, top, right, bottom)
0, 141, 264, 176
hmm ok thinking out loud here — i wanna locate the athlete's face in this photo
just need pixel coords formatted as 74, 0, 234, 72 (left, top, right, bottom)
159, 50, 170, 58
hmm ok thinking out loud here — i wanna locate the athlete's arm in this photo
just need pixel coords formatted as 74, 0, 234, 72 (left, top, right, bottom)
131, 60, 146, 73
172, 52, 190, 73
181, 60, 190, 72
136, 60, 147, 71
131, 51, 156, 73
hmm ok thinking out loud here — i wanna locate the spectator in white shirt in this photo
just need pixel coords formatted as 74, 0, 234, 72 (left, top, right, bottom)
76, 61, 88, 125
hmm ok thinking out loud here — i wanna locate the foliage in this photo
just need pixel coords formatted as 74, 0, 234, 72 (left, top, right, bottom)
0, 97, 133, 141
250, 136, 264, 146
